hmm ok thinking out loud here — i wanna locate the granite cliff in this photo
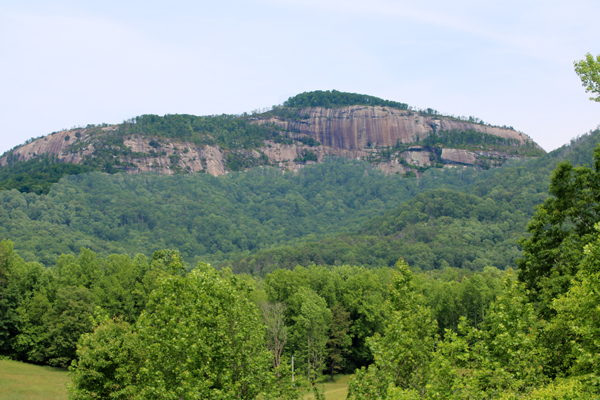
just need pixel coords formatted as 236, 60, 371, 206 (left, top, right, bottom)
0, 92, 545, 183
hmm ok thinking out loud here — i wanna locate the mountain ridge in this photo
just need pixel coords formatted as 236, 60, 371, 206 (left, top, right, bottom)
0, 91, 545, 194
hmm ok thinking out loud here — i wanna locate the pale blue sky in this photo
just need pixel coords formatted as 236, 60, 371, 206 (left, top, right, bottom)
1, 0, 599, 154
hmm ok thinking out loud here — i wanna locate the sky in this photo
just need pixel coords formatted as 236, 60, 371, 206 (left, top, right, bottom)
0, 0, 599, 154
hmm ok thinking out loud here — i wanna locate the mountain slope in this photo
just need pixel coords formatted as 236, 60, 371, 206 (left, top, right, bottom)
222, 128, 600, 274
0, 91, 544, 194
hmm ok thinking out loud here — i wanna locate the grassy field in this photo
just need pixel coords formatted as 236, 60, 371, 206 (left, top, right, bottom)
302, 375, 351, 400
0, 359, 69, 400
1, 358, 349, 400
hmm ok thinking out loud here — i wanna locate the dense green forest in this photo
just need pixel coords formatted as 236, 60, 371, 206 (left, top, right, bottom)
3, 136, 600, 398
0, 128, 597, 274
0, 159, 424, 266
281, 89, 410, 110
223, 128, 600, 273
0, 155, 96, 195
0, 239, 505, 392
2, 129, 600, 398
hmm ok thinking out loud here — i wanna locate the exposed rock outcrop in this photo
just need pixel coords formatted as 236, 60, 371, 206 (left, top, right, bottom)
255, 106, 536, 150
0, 105, 544, 178
440, 149, 478, 165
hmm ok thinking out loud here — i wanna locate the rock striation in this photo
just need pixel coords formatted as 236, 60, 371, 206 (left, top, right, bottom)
255, 106, 535, 150
0, 105, 544, 177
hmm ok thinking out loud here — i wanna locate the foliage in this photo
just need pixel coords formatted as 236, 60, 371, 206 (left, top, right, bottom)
517, 145, 600, 317
418, 129, 544, 157
282, 90, 409, 110
551, 223, 600, 385
264, 264, 394, 371
325, 303, 352, 380
348, 267, 548, 400
69, 264, 284, 400
347, 260, 438, 399
289, 287, 332, 383
0, 155, 96, 195
0, 159, 426, 266
230, 188, 531, 273
68, 312, 141, 400
574, 53, 600, 102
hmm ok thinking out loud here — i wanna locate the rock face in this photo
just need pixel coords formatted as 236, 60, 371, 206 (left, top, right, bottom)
441, 149, 478, 165
255, 106, 535, 150
0, 105, 544, 177
0, 129, 83, 166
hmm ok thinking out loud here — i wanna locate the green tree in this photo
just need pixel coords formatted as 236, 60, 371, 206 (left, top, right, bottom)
134, 264, 274, 399
260, 301, 288, 370
69, 263, 286, 400
574, 53, 600, 102
290, 287, 332, 383
517, 145, 600, 317
44, 285, 95, 367
551, 223, 600, 389
68, 312, 142, 400
347, 260, 438, 399
325, 303, 352, 381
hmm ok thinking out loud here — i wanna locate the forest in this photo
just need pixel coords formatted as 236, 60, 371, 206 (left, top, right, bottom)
1, 136, 600, 398
0, 128, 596, 271
0, 127, 598, 398
2, 58, 600, 397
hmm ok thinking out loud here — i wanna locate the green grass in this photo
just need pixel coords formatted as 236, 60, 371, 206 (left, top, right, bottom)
303, 375, 351, 400
0, 359, 69, 400
0, 358, 350, 400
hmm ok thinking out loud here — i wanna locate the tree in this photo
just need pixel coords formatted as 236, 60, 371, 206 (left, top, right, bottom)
347, 260, 438, 399
517, 145, 600, 317
552, 223, 600, 387
69, 264, 283, 400
135, 264, 273, 399
261, 301, 288, 370
68, 312, 142, 400
290, 287, 332, 383
325, 303, 352, 381
574, 53, 600, 102
44, 285, 95, 367
0, 240, 30, 358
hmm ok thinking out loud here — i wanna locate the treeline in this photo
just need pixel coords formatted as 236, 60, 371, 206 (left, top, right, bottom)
129, 113, 281, 150
346, 144, 600, 399
0, 155, 95, 194
420, 129, 520, 148
0, 242, 185, 367
225, 189, 528, 274
0, 239, 505, 394
282, 90, 410, 110
1, 129, 598, 273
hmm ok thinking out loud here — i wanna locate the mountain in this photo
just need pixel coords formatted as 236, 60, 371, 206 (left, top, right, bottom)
0, 90, 544, 194
221, 128, 600, 275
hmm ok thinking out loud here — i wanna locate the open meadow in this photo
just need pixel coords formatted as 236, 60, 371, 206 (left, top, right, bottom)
302, 375, 351, 400
0, 359, 69, 400
1, 359, 352, 400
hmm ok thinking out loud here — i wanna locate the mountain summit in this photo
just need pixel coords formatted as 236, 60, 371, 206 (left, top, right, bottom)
0, 90, 544, 193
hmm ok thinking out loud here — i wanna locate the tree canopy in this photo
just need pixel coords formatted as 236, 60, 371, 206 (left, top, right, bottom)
575, 53, 600, 102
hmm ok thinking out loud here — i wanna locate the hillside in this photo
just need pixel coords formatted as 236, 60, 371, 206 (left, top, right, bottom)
0, 90, 544, 194
0, 127, 594, 269
222, 127, 600, 274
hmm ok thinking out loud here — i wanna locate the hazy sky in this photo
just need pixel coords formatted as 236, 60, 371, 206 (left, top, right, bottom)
1, 1, 599, 154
